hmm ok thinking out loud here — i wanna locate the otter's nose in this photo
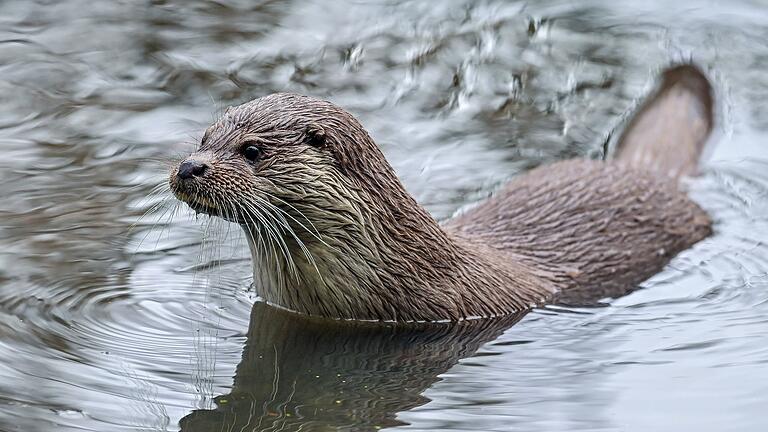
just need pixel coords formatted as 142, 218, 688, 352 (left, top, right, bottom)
177, 160, 208, 179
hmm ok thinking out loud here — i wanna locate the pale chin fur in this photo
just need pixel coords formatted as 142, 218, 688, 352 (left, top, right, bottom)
238, 192, 394, 321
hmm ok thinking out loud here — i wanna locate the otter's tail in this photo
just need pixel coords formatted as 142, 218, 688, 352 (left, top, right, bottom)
615, 64, 714, 180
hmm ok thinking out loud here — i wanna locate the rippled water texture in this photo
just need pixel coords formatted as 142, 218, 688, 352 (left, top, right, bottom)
1, 1, 767, 431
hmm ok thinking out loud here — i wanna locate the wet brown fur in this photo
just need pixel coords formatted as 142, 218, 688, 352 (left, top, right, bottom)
170, 65, 714, 322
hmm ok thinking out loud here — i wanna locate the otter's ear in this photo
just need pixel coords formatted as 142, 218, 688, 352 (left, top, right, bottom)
305, 124, 327, 148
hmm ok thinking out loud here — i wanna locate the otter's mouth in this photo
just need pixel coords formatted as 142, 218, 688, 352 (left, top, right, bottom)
185, 197, 220, 216
173, 191, 218, 215
172, 191, 243, 223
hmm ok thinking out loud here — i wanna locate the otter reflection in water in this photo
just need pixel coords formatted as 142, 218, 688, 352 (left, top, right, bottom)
180, 302, 525, 431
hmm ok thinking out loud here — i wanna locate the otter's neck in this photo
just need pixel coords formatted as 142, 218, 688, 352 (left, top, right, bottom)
241, 180, 551, 322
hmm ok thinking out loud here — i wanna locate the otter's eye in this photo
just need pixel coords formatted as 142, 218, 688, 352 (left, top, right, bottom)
241, 144, 262, 162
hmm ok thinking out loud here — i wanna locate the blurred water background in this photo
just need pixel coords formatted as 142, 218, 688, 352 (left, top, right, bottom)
0, 0, 767, 431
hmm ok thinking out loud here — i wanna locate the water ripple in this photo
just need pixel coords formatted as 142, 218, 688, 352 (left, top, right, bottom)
0, 1, 767, 431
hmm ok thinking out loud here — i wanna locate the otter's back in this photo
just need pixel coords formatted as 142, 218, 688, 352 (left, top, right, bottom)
444, 160, 711, 303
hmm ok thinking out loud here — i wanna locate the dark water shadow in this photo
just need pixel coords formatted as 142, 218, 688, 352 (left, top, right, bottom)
180, 302, 526, 431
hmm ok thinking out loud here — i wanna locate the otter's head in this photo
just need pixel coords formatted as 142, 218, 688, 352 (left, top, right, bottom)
169, 93, 409, 237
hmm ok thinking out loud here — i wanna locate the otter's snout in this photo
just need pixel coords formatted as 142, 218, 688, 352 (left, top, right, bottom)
169, 154, 213, 205
177, 159, 208, 179
169, 155, 221, 217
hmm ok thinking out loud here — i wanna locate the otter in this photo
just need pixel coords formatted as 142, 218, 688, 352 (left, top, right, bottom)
169, 64, 713, 322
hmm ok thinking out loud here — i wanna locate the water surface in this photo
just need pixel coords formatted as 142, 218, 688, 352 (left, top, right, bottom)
0, 1, 767, 431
